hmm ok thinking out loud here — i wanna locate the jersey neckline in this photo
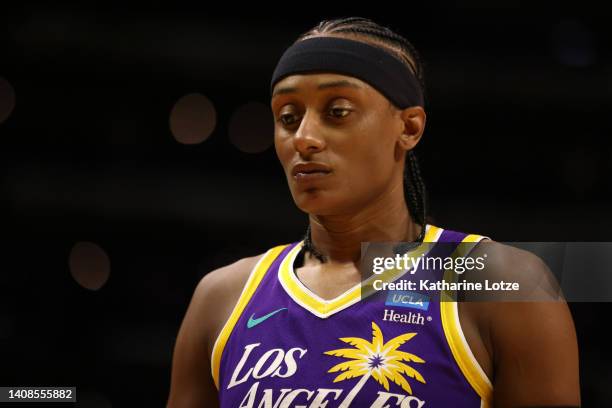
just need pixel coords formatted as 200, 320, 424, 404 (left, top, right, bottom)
277, 224, 444, 318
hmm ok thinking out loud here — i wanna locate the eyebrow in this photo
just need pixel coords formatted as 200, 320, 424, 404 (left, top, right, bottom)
272, 80, 363, 97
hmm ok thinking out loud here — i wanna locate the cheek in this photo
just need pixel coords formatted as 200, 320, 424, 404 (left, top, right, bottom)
331, 145, 395, 202
349, 112, 397, 164
342, 135, 396, 180
274, 135, 292, 172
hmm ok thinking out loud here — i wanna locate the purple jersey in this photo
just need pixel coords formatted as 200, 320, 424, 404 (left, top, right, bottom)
211, 225, 492, 407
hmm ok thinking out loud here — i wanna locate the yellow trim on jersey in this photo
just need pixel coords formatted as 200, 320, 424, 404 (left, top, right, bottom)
278, 224, 444, 319
210, 244, 290, 389
440, 233, 493, 406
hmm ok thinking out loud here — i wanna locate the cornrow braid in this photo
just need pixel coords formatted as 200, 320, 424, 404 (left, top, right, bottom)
296, 17, 428, 264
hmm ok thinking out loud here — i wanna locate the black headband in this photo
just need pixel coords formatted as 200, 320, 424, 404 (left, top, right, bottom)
270, 36, 424, 108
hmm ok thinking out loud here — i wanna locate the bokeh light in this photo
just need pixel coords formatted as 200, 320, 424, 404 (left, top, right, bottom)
228, 101, 273, 153
551, 20, 597, 67
0, 76, 16, 124
169, 93, 216, 144
69, 241, 111, 291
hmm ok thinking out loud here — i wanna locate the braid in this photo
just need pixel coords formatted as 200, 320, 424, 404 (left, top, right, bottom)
407, 150, 427, 226
296, 17, 428, 264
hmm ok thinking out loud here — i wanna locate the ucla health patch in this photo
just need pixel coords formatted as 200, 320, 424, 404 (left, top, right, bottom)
385, 290, 430, 311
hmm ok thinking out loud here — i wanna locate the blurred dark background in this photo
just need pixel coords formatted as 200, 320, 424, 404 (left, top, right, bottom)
1, 3, 611, 407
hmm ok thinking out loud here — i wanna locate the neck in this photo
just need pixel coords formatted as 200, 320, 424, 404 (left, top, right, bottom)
304, 183, 423, 265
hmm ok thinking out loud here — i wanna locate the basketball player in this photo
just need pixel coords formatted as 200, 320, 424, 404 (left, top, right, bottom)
167, 17, 580, 407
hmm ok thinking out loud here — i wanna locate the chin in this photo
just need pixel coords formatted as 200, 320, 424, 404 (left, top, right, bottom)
292, 189, 347, 216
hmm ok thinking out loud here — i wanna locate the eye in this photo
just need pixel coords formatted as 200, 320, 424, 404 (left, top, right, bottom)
329, 107, 351, 119
278, 113, 298, 126
276, 106, 351, 127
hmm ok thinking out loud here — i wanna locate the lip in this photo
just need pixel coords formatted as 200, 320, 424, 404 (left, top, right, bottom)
294, 171, 331, 183
291, 162, 333, 180
291, 162, 333, 184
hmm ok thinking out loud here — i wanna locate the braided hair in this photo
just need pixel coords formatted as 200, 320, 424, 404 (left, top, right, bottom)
295, 17, 428, 264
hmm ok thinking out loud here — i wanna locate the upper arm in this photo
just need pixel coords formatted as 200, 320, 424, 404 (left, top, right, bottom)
167, 273, 220, 408
487, 245, 580, 407
492, 301, 580, 407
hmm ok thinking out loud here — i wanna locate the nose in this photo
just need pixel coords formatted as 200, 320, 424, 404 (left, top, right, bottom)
293, 110, 326, 156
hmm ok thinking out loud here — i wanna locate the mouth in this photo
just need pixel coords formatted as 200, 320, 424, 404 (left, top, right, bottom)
292, 169, 333, 184
294, 170, 331, 179
291, 162, 333, 179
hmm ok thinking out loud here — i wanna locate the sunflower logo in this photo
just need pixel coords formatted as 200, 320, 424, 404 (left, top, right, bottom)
324, 322, 426, 406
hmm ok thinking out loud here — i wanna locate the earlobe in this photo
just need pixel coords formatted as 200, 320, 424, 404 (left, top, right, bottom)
398, 133, 420, 152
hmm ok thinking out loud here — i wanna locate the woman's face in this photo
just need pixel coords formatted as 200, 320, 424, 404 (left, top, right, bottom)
271, 73, 410, 216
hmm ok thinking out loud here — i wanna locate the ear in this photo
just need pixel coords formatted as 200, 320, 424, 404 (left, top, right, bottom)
397, 106, 426, 151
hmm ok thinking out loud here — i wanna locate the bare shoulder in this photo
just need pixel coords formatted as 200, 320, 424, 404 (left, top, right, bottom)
166, 251, 266, 408
194, 252, 268, 355
470, 239, 562, 300
473, 238, 548, 273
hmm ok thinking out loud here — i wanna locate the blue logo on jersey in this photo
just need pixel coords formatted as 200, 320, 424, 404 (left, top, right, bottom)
247, 308, 287, 328
385, 290, 429, 311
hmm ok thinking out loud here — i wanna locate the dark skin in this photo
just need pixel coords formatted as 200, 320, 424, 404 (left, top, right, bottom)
167, 71, 580, 407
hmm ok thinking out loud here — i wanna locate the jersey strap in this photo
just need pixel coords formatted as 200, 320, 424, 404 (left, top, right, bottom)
210, 244, 291, 389
440, 233, 493, 405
